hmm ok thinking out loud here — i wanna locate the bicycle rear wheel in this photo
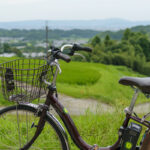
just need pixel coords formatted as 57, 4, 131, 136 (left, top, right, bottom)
0, 105, 69, 150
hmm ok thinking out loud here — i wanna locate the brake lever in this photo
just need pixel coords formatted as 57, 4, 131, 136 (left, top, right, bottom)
74, 53, 86, 61
50, 61, 62, 74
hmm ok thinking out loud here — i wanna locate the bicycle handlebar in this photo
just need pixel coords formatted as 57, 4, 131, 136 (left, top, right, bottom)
72, 44, 92, 52
48, 44, 92, 62
60, 44, 73, 52
60, 44, 92, 53
46, 43, 92, 87
56, 51, 71, 63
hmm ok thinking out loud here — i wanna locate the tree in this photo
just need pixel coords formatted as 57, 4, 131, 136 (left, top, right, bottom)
104, 35, 110, 46
122, 28, 131, 40
11, 47, 23, 57
91, 36, 101, 47
137, 36, 150, 60
3, 43, 11, 53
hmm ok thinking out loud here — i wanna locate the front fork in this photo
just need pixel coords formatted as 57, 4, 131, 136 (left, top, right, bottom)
19, 105, 48, 150
19, 92, 52, 150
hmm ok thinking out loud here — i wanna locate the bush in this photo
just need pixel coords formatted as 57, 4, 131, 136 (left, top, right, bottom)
112, 54, 127, 66
141, 62, 150, 75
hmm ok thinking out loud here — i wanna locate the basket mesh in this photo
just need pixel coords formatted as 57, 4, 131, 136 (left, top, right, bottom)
0, 59, 54, 103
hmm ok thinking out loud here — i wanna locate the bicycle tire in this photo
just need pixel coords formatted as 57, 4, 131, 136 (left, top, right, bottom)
0, 104, 69, 150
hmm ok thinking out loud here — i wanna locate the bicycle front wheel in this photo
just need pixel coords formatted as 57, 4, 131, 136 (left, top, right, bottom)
0, 105, 69, 150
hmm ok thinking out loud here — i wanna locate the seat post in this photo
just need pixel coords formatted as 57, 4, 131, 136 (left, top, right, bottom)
128, 88, 139, 113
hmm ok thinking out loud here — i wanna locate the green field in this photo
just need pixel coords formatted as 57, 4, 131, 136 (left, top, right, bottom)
0, 57, 148, 106
57, 61, 147, 106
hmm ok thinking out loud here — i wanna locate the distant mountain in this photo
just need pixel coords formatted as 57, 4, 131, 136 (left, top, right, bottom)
97, 25, 150, 40
1, 24, 150, 41
0, 29, 100, 40
0, 19, 150, 30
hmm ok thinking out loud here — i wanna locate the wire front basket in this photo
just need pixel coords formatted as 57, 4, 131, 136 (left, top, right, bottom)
0, 59, 54, 103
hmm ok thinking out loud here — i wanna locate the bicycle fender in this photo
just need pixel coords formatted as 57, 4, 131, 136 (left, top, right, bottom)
46, 111, 70, 150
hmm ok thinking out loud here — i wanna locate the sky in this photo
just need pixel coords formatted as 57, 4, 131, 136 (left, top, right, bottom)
0, 0, 150, 22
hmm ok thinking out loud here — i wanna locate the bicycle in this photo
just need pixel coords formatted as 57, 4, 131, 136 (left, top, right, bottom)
0, 44, 150, 150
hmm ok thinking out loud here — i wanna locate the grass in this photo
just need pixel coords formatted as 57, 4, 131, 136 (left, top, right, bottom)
0, 110, 146, 150
0, 111, 63, 149
69, 113, 148, 150
57, 62, 100, 85
57, 61, 147, 106
0, 57, 148, 106
66, 112, 124, 149
0, 57, 148, 149
0, 56, 20, 63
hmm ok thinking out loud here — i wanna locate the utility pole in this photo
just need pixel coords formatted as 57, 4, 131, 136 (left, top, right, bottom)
0, 38, 1, 48
0, 39, 2, 53
45, 21, 49, 51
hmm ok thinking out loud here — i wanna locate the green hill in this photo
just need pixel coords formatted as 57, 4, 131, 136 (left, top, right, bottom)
1, 25, 150, 41
97, 25, 150, 40
0, 29, 99, 40
0, 58, 147, 106
57, 61, 147, 106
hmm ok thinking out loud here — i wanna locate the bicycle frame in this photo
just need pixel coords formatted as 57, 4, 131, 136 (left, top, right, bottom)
19, 45, 150, 150
15, 88, 150, 150
46, 90, 150, 150
19, 84, 150, 149
47, 88, 150, 150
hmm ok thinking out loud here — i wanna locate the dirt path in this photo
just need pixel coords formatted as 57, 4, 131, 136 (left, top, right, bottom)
0, 94, 114, 115
134, 103, 150, 114
57, 94, 114, 115
1, 94, 149, 115
57, 95, 150, 115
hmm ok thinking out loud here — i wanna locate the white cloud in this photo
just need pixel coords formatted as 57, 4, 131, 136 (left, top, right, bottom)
0, 0, 150, 21
0, 0, 42, 5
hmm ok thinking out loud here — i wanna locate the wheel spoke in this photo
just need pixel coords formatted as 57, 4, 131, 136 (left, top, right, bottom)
16, 108, 22, 148
0, 106, 65, 149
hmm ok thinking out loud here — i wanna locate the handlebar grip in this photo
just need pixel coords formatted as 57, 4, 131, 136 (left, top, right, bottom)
56, 52, 71, 63
72, 44, 92, 52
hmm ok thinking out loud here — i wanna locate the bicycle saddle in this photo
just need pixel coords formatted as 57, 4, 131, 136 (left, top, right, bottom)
119, 77, 150, 94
